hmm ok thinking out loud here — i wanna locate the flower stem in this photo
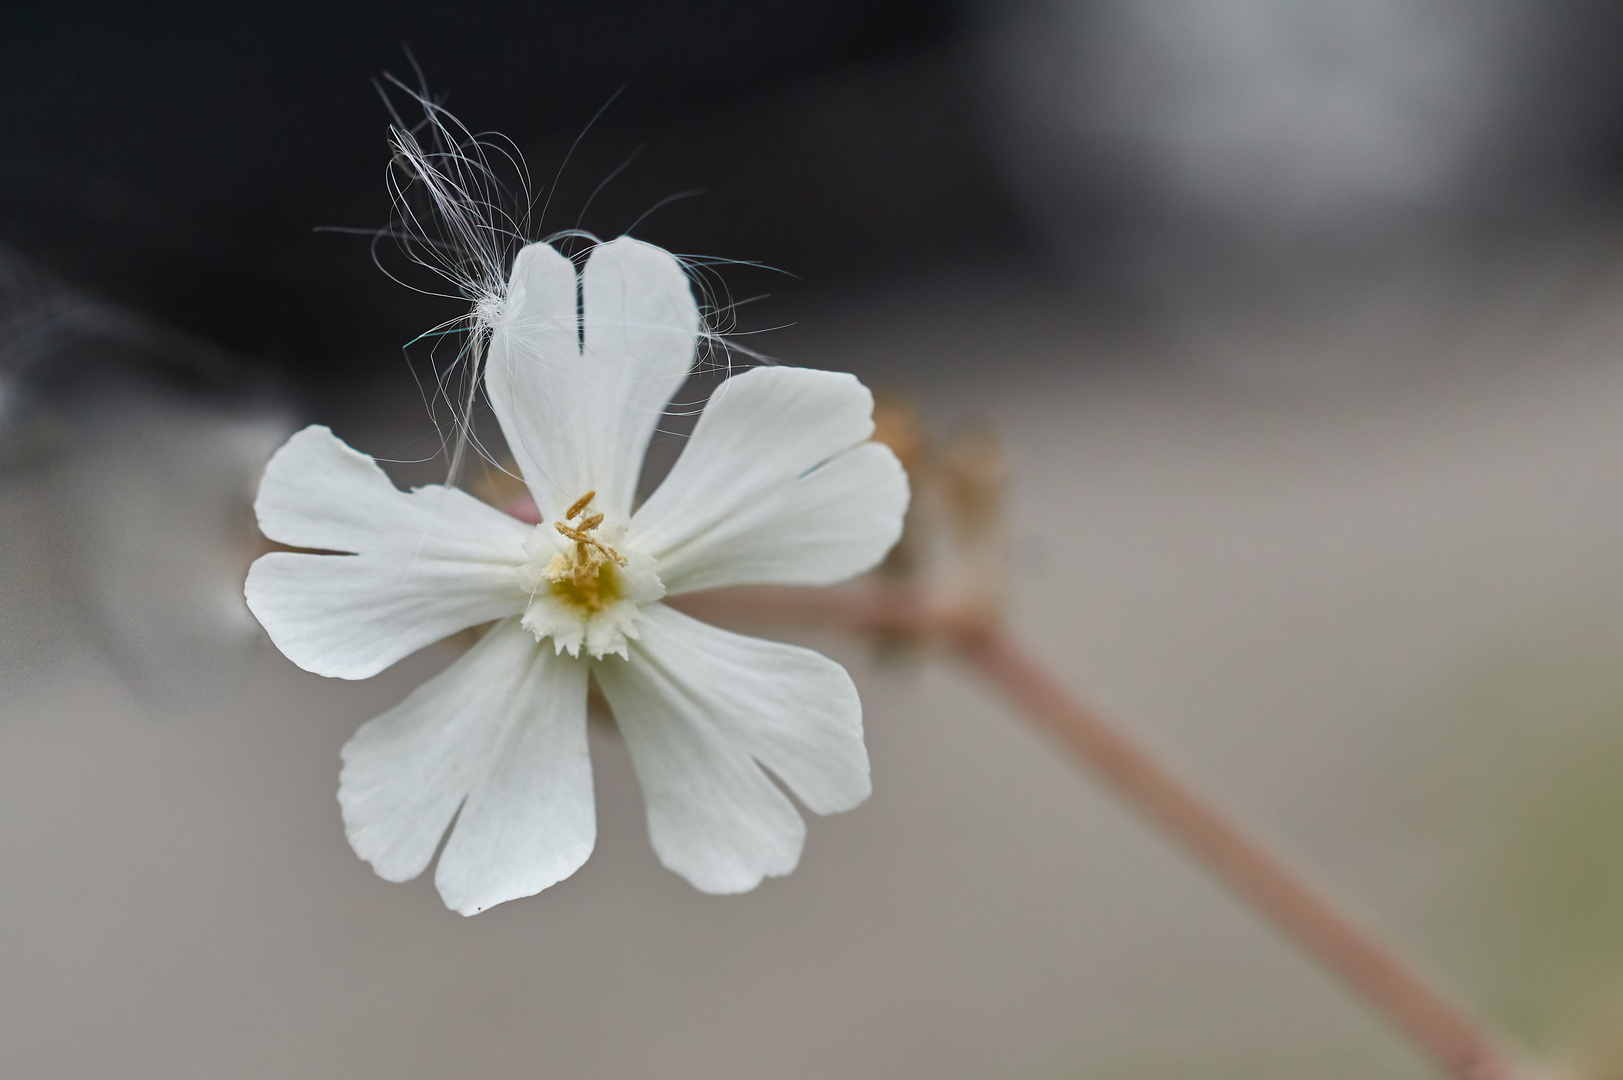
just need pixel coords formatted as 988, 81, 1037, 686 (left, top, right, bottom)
672, 585, 1528, 1080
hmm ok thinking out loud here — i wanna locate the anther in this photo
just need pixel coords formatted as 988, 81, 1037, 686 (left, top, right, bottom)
565, 491, 596, 520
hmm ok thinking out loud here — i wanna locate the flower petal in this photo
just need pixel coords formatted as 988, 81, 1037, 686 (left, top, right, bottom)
593, 604, 870, 894
629, 366, 909, 595
434, 632, 595, 915
338, 620, 535, 882
245, 425, 532, 679
484, 241, 582, 516
487, 237, 698, 522
338, 619, 597, 915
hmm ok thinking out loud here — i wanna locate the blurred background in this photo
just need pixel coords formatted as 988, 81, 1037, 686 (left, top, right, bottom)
6, 1, 1623, 1077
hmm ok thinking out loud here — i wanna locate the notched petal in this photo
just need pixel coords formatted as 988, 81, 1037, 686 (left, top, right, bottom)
244, 425, 532, 679
595, 604, 870, 894
630, 366, 911, 594
487, 237, 699, 522
339, 620, 597, 914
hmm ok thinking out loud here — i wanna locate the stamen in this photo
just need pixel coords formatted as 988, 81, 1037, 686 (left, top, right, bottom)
565, 491, 596, 520
540, 500, 631, 612
553, 517, 627, 567
573, 543, 597, 586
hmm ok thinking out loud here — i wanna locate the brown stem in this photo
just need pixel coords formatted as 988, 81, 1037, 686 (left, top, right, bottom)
671, 585, 1528, 1080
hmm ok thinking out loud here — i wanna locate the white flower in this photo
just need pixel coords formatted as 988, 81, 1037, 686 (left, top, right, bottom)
244, 237, 909, 913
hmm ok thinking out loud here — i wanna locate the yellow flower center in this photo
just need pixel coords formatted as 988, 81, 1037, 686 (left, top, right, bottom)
545, 491, 628, 613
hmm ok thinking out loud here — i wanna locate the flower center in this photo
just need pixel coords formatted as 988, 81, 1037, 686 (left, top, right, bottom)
544, 490, 628, 613
516, 490, 664, 659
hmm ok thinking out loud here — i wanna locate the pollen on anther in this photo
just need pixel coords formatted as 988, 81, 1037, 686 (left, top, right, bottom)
565, 491, 596, 520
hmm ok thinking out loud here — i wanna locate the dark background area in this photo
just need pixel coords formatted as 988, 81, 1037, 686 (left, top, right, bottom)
0, 0, 1016, 385
10, 0, 1623, 399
